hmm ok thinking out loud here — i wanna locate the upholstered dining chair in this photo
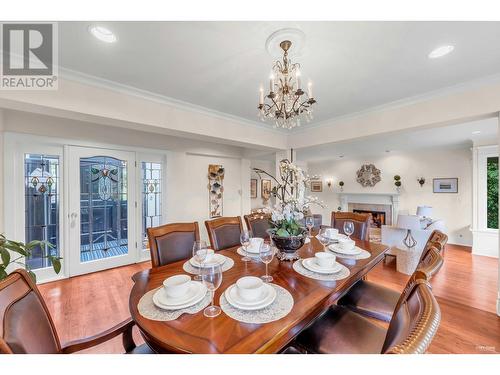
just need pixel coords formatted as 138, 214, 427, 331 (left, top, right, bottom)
205, 216, 244, 251
147, 222, 200, 268
0, 269, 153, 354
243, 213, 271, 239
337, 245, 444, 322
418, 230, 448, 262
287, 273, 440, 354
329, 212, 372, 241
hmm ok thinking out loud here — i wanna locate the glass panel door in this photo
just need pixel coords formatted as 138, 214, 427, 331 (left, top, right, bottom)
68, 147, 136, 276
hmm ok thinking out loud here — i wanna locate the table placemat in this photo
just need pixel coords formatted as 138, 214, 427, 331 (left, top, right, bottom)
182, 256, 235, 274
292, 259, 350, 281
219, 284, 293, 324
138, 286, 211, 321
327, 246, 371, 260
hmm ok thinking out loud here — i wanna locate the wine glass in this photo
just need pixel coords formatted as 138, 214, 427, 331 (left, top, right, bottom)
305, 216, 314, 238
318, 228, 331, 251
259, 242, 274, 283
343, 221, 355, 239
192, 240, 208, 281
239, 230, 252, 262
201, 263, 223, 318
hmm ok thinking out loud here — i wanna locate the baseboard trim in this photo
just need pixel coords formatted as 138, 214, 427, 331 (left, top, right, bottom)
447, 243, 472, 252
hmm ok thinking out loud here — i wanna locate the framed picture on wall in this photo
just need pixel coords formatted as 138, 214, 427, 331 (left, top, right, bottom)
433, 178, 458, 193
310, 180, 323, 192
250, 179, 257, 198
261, 179, 272, 200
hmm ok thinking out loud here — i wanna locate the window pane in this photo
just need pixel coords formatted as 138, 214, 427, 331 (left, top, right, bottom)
24, 154, 60, 270
142, 162, 162, 249
487, 156, 498, 229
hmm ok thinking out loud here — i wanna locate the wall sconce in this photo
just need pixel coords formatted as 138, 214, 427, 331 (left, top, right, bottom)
417, 177, 425, 187
326, 179, 333, 188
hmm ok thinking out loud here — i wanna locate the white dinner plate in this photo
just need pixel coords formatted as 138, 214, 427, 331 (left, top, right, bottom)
328, 244, 362, 255
302, 258, 343, 274
189, 253, 226, 268
224, 283, 276, 310
153, 281, 207, 310
238, 247, 260, 257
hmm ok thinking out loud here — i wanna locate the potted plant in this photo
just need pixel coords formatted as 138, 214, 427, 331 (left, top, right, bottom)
394, 175, 402, 192
0, 233, 62, 282
253, 160, 323, 261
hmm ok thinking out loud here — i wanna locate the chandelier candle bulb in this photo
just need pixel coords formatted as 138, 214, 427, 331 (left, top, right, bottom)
308, 81, 313, 98
269, 75, 275, 92
296, 70, 302, 90
259, 88, 264, 105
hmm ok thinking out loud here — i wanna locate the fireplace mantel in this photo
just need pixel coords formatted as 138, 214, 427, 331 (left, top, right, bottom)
338, 192, 400, 225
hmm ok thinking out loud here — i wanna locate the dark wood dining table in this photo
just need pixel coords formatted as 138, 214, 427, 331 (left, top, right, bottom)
129, 237, 389, 353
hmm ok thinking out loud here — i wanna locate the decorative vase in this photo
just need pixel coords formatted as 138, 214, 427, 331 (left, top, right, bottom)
269, 230, 307, 261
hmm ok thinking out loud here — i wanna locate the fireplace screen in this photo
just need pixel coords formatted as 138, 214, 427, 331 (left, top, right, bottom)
353, 209, 386, 228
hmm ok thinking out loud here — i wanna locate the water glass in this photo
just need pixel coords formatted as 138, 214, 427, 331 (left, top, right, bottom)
305, 216, 314, 237
201, 263, 223, 318
259, 242, 274, 283
192, 240, 208, 281
240, 230, 252, 262
343, 221, 355, 239
318, 228, 331, 251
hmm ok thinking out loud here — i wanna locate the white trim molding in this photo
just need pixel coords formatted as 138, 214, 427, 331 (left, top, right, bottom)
471, 144, 499, 258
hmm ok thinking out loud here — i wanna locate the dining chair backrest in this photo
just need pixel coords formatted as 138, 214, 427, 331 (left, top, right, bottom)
330, 212, 372, 241
381, 276, 441, 354
418, 230, 448, 264
243, 213, 271, 240
147, 222, 200, 268
205, 216, 244, 251
416, 246, 444, 280
0, 269, 61, 354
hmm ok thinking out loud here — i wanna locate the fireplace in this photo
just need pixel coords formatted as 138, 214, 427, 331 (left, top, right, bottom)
353, 209, 386, 228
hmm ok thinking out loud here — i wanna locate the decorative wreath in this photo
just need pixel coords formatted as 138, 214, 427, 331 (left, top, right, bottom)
356, 164, 381, 187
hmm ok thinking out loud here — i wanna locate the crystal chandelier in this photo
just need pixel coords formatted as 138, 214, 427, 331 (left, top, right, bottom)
258, 40, 316, 130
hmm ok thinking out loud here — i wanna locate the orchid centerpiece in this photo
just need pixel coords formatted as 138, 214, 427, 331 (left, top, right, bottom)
253, 160, 324, 260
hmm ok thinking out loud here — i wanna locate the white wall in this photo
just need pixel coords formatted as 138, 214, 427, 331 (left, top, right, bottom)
2, 110, 254, 243
306, 147, 473, 246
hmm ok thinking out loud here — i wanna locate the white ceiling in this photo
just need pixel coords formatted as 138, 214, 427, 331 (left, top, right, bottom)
296, 117, 498, 162
59, 21, 500, 128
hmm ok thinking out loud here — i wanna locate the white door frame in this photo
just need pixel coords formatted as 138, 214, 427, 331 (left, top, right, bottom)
3, 132, 168, 283
67, 145, 138, 276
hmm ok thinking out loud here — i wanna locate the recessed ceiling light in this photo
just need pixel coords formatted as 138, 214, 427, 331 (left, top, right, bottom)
471, 130, 481, 135
428, 45, 454, 59
385, 150, 391, 153
339, 155, 344, 158
89, 26, 117, 43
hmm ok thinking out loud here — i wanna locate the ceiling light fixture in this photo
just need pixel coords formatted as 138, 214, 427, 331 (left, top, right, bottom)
428, 45, 454, 59
258, 40, 316, 130
89, 26, 117, 43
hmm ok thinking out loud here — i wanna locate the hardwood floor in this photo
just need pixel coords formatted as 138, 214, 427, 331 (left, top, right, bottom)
38, 244, 499, 354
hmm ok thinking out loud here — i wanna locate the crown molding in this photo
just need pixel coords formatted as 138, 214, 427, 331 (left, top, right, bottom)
292, 72, 500, 134
58, 67, 287, 135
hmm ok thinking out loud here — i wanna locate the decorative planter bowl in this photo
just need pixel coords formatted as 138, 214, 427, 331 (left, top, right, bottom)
269, 230, 307, 261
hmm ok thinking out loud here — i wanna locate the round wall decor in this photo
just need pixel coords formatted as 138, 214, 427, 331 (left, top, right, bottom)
356, 164, 381, 187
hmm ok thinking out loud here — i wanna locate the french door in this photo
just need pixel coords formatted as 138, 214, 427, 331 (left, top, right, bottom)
67, 146, 137, 276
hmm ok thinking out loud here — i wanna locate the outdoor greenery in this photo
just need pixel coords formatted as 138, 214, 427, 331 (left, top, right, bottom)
0, 234, 61, 282
486, 157, 499, 229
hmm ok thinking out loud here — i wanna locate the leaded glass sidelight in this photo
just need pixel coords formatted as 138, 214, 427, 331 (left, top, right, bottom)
141, 162, 162, 249
24, 154, 60, 270
79, 156, 128, 262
